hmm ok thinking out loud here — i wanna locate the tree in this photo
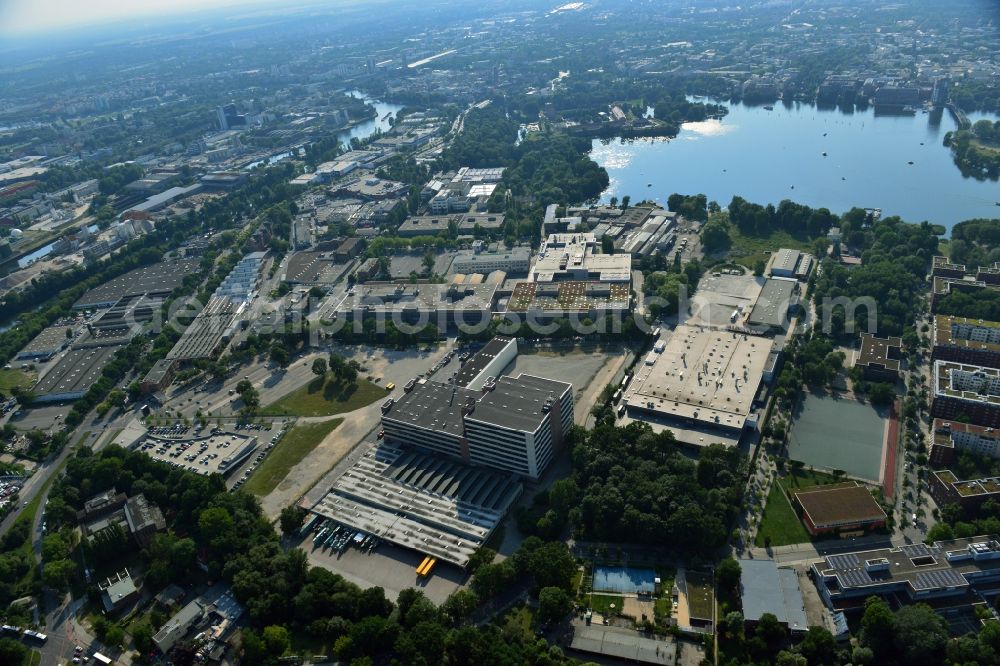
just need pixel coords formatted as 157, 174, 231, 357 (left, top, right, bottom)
537, 586, 573, 624
601, 235, 615, 255
0, 638, 27, 664
311, 357, 328, 377
279, 505, 307, 536
236, 380, 260, 413
701, 219, 731, 252
620, 195, 631, 210
892, 604, 948, 665
262, 625, 291, 657
716, 558, 741, 598
860, 596, 895, 658
799, 626, 838, 665
423, 252, 436, 273
42, 558, 75, 591
441, 589, 479, 626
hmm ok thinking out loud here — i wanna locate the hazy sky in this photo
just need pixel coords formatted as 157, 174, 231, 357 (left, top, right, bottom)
0, 0, 278, 36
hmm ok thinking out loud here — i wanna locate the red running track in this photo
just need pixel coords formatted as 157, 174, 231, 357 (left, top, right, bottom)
883, 399, 900, 501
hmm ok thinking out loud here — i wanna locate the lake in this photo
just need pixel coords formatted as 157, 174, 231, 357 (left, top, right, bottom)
590, 101, 1000, 233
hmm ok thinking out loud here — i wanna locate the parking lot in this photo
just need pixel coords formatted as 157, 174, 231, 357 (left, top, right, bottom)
133, 422, 283, 482
297, 528, 465, 604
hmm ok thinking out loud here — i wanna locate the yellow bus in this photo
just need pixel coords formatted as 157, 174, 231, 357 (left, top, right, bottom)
416, 557, 437, 577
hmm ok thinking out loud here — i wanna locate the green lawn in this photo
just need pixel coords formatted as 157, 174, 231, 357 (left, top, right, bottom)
778, 468, 846, 494
243, 419, 343, 496
726, 227, 814, 269
0, 367, 35, 393
262, 375, 385, 417
22, 649, 41, 666
754, 484, 811, 548
587, 593, 623, 616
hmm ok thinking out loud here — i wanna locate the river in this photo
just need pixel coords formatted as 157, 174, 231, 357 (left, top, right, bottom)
590, 101, 999, 233
336, 91, 404, 145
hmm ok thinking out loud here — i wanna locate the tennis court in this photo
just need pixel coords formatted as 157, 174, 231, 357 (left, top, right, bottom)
592, 566, 656, 594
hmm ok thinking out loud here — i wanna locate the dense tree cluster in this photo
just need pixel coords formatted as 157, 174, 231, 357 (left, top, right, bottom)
951, 80, 1000, 115
812, 213, 939, 337
502, 132, 609, 207
728, 196, 837, 239
772, 334, 847, 402
950, 218, 1000, 270
566, 423, 743, 556
97, 163, 145, 196
439, 106, 518, 169
42, 446, 581, 665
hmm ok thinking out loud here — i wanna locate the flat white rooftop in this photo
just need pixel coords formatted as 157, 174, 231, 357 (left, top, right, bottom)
625, 325, 774, 431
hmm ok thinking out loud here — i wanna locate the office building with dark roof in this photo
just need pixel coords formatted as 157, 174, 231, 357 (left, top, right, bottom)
855, 333, 903, 382
381, 373, 572, 479
793, 483, 887, 536
812, 536, 1000, 613
452, 337, 518, 390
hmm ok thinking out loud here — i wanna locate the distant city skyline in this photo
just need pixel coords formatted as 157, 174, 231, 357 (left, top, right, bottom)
0, 0, 281, 36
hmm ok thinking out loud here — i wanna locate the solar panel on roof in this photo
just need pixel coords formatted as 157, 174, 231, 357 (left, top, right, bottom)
913, 569, 967, 590
827, 554, 861, 570
839, 569, 875, 588
901, 543, 932, 558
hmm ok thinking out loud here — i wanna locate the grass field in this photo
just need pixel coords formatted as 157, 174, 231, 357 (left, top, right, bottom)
262, 375, 384, 417
0, 368, 35, 394
588, 593, 623, 616
243, 419, 343, 496
726, 226, 814, 269
779, 468, 846, 494
755, 484, 811, 548
22, 649, 41, 666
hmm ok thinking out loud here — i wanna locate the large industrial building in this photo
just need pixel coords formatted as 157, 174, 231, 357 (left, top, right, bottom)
933, 315, 1000, 369
74, 258, 200, 309
452, 243, 530, 275
623, 325, 774, 440
451, 336, 518, 390
311, 443, 523, 567
745, 278, 799, 334
931, 361, 1000, 428
768, 248, 814, 281
334, 282, 498, 330
531, 233, 631, 283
